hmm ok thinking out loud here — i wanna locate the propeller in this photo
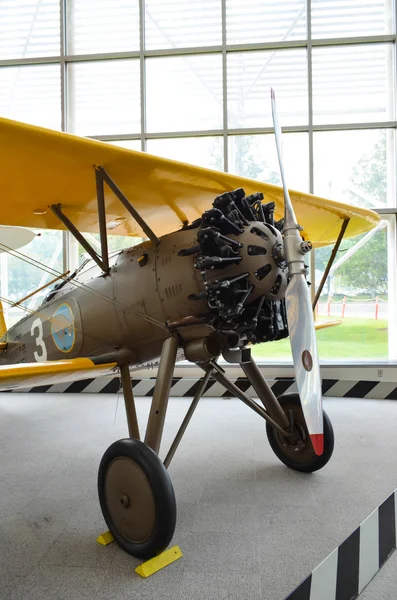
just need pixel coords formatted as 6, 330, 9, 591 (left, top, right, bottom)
270, 88, 323, 456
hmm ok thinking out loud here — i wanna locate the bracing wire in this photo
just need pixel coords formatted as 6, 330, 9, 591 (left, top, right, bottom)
0, 240, 133, 313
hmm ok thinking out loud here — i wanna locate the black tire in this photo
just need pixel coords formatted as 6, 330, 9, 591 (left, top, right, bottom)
98, 438, 176, 559
266, 393, 334, 473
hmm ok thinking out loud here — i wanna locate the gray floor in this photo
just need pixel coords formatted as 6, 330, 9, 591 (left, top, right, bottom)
0, 393, 396, 600
360, 549, 397, 600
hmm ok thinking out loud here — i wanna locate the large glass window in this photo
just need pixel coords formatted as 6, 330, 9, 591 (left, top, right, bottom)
67, 60, 141, 135
146, 55, 223, 133
226, 0, 306, 44
311, 0, 394, 39
312, 44, 394, 125
227, 50, 308, 128
0, 0, 396, 363
228, 133, 309, 191
313, 129, 395, 208
252, 220, 392, 362
0, 64, 61, 129
145, 0, 222, 50
0, 0, 60, 59
0, 230, 63, 328
147, 136, 224, 170
66, 0, 140, 55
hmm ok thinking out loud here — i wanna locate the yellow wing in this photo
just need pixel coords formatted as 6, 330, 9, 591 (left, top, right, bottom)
0, 117, 379, 247
0, 358, 117, 391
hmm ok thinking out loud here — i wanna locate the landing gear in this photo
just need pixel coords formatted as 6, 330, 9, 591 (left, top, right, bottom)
98, 438, 176, 559
265, 393, 334, 473
96, 347, 334, 559
97, 343, 180, 560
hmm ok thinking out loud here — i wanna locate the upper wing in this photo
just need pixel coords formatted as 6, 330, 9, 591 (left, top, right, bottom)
0, 117, 379, 247
0, 357, 117, 391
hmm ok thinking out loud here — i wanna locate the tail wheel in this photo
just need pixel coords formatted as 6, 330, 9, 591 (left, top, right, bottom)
266, 393, 334, 473
98, 438, 176, 559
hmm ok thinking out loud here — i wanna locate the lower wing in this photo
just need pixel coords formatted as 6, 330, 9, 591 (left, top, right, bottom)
314, 320, 342, 331
0, 358, 117, 391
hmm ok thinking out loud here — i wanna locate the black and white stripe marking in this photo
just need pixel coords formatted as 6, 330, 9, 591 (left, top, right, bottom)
285, 490, 397, 600
13, 377, 397, 399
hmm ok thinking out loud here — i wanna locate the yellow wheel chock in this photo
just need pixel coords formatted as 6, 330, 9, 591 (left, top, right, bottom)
96, 532, 182, 578
135, 546, 183, 578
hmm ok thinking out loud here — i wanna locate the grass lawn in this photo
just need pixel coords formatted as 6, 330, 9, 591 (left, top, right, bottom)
251, 317, 388, 361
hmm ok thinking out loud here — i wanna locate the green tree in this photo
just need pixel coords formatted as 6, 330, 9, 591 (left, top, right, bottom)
350, 131, 387, 208
210, 135, 280, 183
316, 131, 388, 296
338, 228, 387, 294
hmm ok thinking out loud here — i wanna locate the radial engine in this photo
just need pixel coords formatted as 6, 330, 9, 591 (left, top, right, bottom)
182, 188, 290, 347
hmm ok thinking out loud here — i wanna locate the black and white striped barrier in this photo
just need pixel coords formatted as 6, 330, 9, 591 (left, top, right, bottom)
13, 377, 397, 399
285, 489, 397, 600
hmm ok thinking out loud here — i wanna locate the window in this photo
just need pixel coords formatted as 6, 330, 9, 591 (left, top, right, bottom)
0, 0, 60, 59
0, 64, 61, 129
67, 60, 141, 135
66, 0, 140, 55
313, 129, 395, 208
146, 55, 223, 132
311, 0, 394, 39
145, 0, 222, 50
108, 140, 142, 151
227, 50, 308, 128
228, 133, 309, 191
226, 0, 306, 44
147, 136, 223, 169
1, 230, 63, 327
312, 44, 394, 125
0, 0, 396, 363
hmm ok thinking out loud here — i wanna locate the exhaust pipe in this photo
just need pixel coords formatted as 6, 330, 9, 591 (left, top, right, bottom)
184, 337, 221, 363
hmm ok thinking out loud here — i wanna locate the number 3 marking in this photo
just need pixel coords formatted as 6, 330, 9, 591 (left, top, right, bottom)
31, 318, 47, 362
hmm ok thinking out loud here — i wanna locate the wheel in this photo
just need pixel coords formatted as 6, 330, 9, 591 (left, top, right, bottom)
98, 438, 176, 559
266, 393, 334, 473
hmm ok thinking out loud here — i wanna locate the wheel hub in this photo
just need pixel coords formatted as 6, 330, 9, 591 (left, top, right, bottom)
120, 494, 130, 508
105, 457, 156, 543
277, 420, 308, 455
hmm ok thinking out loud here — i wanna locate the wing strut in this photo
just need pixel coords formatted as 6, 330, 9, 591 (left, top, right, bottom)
50, 165, 160, 275
50, 203, 105, 271
96, 166, 160, 246
312, 218, 350, 310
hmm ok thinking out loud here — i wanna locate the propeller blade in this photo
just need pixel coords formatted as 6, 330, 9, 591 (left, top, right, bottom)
284, 275, 323, 455
270, 88, 323, 456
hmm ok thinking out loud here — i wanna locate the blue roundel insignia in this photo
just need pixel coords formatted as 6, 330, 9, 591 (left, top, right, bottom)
51, 303, 75, 352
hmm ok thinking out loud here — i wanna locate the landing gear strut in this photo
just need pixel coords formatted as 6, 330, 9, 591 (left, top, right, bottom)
97, 341, 179, 559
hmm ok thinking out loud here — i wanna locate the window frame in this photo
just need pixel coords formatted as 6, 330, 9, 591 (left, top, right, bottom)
0, 0, 395, 364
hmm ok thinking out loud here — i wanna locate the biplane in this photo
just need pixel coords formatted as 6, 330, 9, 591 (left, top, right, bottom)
0, 93, 379, 559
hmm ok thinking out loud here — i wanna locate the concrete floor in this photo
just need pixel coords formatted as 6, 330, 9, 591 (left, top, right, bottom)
0, 393, 396, 600
360, 549, 397, 600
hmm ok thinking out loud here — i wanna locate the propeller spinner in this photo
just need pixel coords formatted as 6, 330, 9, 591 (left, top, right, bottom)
270, 88, 324, 456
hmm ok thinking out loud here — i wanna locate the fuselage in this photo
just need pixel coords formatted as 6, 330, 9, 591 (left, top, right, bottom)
1, 227, 208, 368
